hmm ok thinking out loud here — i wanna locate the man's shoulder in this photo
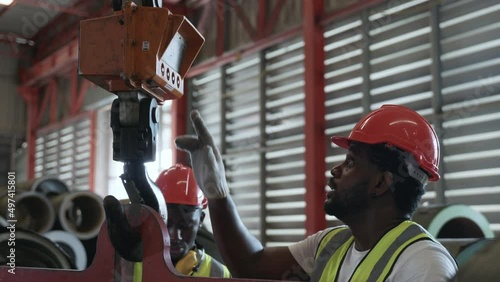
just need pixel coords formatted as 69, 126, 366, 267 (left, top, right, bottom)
390, 239, 458, 281
398, 239, 458, 266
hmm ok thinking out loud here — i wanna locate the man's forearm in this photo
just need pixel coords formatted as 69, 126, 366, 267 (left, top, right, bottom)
208, 196, 265, 278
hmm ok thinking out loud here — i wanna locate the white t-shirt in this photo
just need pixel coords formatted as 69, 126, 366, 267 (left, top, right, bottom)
288, 227, 458, 282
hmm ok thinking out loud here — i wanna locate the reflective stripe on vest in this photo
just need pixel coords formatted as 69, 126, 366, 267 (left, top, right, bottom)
194, 254, 231, 278
209, 257, 225, 277
312, 221, 435, 282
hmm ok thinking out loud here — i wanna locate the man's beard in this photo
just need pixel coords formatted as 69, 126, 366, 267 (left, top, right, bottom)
324, 180, 370, 220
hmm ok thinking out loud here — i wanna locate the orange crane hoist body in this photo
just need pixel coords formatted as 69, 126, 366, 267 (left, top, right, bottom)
78, 1, 204, 104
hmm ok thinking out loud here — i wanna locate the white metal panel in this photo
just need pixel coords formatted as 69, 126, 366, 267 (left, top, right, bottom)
35, 115, 91, 191
440, 0, 500, 236
264, 37, 306, 245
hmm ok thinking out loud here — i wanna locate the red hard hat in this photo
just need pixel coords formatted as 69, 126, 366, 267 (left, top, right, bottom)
330, 105, 440, 181
155, 164, 208, 209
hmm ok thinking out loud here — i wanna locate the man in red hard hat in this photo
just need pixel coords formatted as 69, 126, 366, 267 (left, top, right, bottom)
134, 164, 230, 280
176, 105, 458, 281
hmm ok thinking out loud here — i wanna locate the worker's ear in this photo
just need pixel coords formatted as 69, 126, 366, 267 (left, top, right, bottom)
199, 211, 205, 225
372, 171, 393, 197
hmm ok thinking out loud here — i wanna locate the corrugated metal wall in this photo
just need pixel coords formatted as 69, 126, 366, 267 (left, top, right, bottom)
35, 113, 93, 191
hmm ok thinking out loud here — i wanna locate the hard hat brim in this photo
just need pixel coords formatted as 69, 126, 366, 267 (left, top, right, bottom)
330, 136, 351, 149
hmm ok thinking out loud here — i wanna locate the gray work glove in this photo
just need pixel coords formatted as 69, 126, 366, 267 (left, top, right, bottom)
175, 110, 229, 200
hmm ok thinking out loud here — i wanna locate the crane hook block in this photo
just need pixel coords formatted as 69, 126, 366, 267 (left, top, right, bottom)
78, 1, 204, 104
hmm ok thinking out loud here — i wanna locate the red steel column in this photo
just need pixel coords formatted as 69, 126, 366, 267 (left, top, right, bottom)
304, 0, 326, 235
19, 87, 39, 180
216, 0, 225, 56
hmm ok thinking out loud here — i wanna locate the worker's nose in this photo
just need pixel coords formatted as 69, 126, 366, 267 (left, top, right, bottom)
168, 227, 182, 240
331, 164, 341, 178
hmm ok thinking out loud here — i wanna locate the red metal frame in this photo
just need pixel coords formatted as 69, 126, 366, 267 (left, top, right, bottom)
17, 0, 90, 17
229, 0, 257, 41
320, 0, 385, 26
216, 0, 225, 56
73, 80, 91, 116
30, 0, 111, 62
20, 39, 78, 86
67, 66, 92, 115
48, 79, 58, 123
18, 86, 39, 179
304, 0, 327, 236
0, 1, 16, 18
264, 0, 286, 37
257, 0, 266, 38
188, 25, 302, 77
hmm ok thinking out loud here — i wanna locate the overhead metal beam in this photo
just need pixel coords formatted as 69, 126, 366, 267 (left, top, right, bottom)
228, 0, 257, 41
257, 0, 266, 39
188, 25, 302, 78
264, 0, 286, 37
0, 1, 17, 18
18, 86, 39, 180
20, 38, 78, 87
216, 0, 225, 56
17, 0, 90, 17
321, 0, 385, 26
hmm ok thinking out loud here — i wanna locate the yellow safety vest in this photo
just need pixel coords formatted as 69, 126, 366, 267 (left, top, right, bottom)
312, 221, 437, 282
133, 251, 230, 281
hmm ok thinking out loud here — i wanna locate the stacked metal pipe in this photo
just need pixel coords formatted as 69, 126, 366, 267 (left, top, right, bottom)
0, 176, 105, 271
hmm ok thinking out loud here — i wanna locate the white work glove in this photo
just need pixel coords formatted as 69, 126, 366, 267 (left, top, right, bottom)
175, 110, 229, 200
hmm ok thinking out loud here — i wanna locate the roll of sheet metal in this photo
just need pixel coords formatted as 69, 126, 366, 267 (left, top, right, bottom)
0, 227, 74, 269
0, 215, 7, 227
453, 238, 500, 281
0, 190, 55, 233
51, 191, 105, 240
16, 176, 69, 196
437, 238, 482, 259
44, 230, 87, 270
413, 204, 493, 238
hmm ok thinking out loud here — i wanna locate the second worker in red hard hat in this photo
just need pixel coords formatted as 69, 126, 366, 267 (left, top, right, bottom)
134, 164, 230, 280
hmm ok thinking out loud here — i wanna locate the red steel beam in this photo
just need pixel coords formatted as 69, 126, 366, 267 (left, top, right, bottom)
36, 85, 51, 122
31, 0, 110, 61
304, 0, 327, 236
320, 0, 385, 26
18, 86, 39, 180
70, 66, 78, 114
193, 2, 210, 36
216, 0, 224, 56
257, 0, 266, 39
188, 24, 302, 78
228, 0, 257, 41
0, 1, 16, 18
49, 79, 58, 123
264, 0, 286, 37
21, 38, 78, 86
74, 79, 91, 115
30, 0, 90, 41
17, 0, 90, 17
